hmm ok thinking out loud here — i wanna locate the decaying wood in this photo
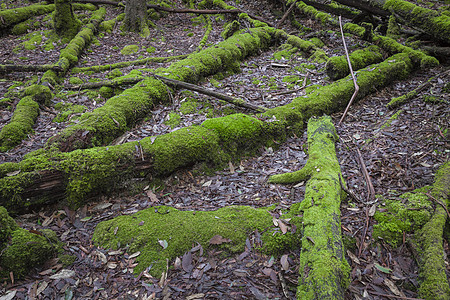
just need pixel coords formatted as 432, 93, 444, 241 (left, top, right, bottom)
269, 116, 350, 299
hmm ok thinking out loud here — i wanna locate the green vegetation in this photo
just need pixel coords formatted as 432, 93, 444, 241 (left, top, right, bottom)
121, 44, 140, 55
93, 204, 301, 277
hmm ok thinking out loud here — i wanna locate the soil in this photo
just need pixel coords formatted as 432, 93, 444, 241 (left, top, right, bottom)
0, 0, 449, 299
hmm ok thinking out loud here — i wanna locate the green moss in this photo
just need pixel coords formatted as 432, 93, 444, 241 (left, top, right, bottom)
106, 69, 123, 79
202, 113, 265, 157
221, 20, 240, 39
146, 46, 156, 54
0, 96, 40, 152
387, 15, 401, 38
309, 37, 325, 48
121, 44, 139, 55
164, 112, 181, 128
69, 76, 84, 85
326, 45, 384, 80
383, 0, 450, 44
0, 206, 19, 244
93, 205, 289, 276
273, 44, 297, 60
53, 0, 82, 39
0, 4, 55, 30
23, 84, 53, 105
0, 228, 61, 280
99, 86, 115, 98
179, 98, 198, 114
53, 103, 87, 123
373, 187, 433, 247
58, 254, 76, 267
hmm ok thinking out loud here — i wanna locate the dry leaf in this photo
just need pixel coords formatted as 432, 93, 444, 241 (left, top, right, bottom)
209, 235, 231, 245
346, 250, 360, 264
129, 251, 141, 259
368, 204, 377, 217
384, 278, 402, 296
280, 254, 289, 271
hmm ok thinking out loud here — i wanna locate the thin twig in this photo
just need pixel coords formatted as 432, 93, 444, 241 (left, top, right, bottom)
338, 15, 359, 126
358, 206, 370, 258
425, 192, 450, 218
276, 0, 298, 28
356, 147, 375, 201
339, 176, 362, 203
368, 291, 424, 300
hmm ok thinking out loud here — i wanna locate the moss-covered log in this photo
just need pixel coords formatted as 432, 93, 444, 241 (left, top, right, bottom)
0, 4, 56, 30
41, 7, 106, 85
412, 162, 450, 300
0, 85, 53, 151
382, 0, 450, 45
326, 45, 384, 81
344, 23, 439, 69
0, 97, 40, 152
0, 52, 418, 212
269, 116, 350, 299
46, 27, 274, 152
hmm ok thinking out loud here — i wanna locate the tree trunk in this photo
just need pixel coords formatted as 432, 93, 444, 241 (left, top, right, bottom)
53, 0, 81, 39
123, 0, 149, 36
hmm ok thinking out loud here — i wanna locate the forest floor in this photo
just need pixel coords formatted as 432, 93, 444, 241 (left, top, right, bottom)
0, 0, 449, 299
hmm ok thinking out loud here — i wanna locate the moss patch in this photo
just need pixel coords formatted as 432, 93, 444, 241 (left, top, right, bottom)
93, 205, 300, 277
121, 44, 140, 55
373, 187, 433, 247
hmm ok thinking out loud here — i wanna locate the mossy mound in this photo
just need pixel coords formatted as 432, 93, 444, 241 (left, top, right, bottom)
93, 205, 302, 277
0, 228, 61, 281
121, 44, 139, 55
0, 206, 19, 243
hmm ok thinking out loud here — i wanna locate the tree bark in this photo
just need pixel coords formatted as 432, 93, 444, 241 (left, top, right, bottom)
269, 116, 350, 299
53, 0, 81, 39
123, 0, 148, 36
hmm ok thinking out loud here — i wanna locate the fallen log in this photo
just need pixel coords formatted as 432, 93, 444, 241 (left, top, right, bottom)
46, 27, 274, 152
0, 52, 418, 212
269, 116, 350, 300
411, 162, 450, 300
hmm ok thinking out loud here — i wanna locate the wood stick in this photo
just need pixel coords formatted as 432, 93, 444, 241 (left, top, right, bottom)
65, 75, 267, 112
276, 0, 298, 28
73, 0, 273, 26
338, 15, 359, 126
153, 74, 267, 112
